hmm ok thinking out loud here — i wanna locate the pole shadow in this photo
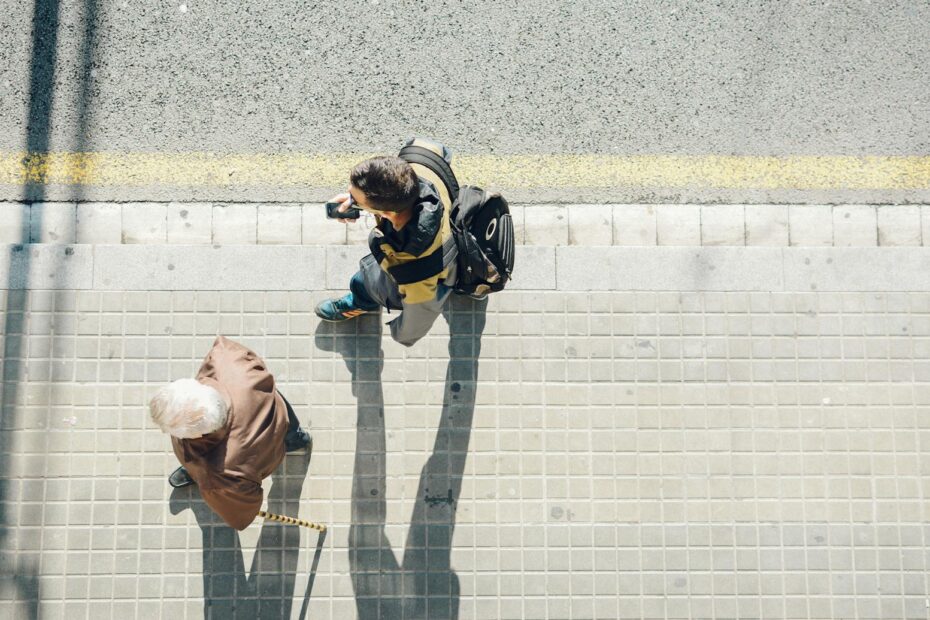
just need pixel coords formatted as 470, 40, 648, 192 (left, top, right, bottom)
314, 295, 488, 619
169, 448, 318, 620
0, 1, 66, 616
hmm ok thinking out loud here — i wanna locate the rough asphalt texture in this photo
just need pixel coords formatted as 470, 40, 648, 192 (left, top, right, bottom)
1, 0, 928, 156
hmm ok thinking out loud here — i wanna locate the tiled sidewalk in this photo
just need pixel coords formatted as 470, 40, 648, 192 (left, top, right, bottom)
1, 284, 929, 619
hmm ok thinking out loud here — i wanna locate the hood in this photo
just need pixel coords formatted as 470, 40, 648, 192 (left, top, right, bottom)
372, 178, 443, 256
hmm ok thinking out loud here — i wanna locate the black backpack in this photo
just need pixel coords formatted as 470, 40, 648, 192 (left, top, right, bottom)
398, 141, 515, 298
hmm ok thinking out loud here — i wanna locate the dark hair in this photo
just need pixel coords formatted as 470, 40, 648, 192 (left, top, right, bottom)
350, 156, 419, 212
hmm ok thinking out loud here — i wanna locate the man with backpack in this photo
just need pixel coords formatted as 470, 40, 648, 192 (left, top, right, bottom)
315, 137, 515, 347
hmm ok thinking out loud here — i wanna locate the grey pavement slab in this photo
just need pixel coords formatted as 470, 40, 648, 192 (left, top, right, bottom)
923, 206, 930, 247
0, 204, 30, 244
612, 205, 657, 246
93, 245, 326, 290
29, 203, 76, 244
6, 245, 930, 293
121, 203, 167, 244
656, 205, 701, 246
789, 205, 833, 246
568, 205, 612, 245
0, 245, 93, 289
557, 247, 784, 291
784, 247, 930, 292
509, 246, 556, 290
325, 245, 368, 290
877, 205, 922, 246
76, 203, 121, 244
257, 204, 302, 245
344, 217, 372, 246
833, 205, 877, 247
745, 204, 789, 246
303, 204, 347, 246
700, 205, 745, 246
212, 204, 257, 244
524, 205, 568, 246
166, 202, 212, 244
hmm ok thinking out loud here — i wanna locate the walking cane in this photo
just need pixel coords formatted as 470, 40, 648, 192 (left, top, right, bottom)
258, 509, 327, 533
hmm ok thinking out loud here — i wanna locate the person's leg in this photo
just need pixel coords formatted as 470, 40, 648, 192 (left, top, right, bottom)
314, 270, 380, 322
280, 391, 311, 452
349, 271, 381, 310
282, 391, 299, 433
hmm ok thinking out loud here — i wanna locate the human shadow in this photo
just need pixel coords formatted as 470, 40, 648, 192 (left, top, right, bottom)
314, 295, 487, 619
170, 448, 318, 620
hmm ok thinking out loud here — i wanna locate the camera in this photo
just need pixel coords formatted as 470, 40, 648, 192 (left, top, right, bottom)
325, 200, 361, 220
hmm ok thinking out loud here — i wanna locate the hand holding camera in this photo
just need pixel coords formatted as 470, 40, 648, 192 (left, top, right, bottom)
325, 193, 362, 221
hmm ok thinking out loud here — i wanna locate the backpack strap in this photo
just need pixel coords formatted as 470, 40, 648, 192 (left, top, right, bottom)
370, 241, 387, 266
399, 144, 460, 204
369, 139, 460, 288
379, 235, 457, 285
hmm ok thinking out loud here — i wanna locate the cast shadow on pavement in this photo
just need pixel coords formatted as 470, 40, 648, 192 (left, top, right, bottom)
169, 446, 321, 620
315, 295, 488, 620
1, 1, 71, 615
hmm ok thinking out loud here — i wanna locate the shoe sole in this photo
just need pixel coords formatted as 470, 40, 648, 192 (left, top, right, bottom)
314, 310, 374, 322
315, 313, 356, 323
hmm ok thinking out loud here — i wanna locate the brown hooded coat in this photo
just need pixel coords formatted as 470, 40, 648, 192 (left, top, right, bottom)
171, 336, 288, 530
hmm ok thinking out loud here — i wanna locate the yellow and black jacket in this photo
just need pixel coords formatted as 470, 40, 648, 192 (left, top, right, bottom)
359, 177, 457, 346
369, 178, 453, 305
357, 138, 459, 346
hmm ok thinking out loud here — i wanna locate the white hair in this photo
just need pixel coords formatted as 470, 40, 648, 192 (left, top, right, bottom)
148, 379, 228, 439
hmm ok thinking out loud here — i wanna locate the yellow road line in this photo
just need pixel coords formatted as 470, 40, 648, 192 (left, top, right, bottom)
2, 152, 930, 190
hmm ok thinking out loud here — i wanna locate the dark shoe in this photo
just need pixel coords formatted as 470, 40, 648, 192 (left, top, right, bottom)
168, 466, 195, 488
314, 293, 378, 322
284, 427, 311, 452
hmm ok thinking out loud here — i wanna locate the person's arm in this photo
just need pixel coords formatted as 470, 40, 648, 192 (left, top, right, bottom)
215, 338, 276, 394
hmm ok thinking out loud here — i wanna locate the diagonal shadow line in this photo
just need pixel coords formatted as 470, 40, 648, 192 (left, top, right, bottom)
315, 295, 487, 620
1, 1, 63, 617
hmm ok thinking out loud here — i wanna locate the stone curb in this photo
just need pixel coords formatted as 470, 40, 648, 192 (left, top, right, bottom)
2, 203, 929, 247
3, 244, 930, 292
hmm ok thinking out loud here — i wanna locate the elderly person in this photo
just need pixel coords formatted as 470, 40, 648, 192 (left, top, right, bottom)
149, 336, 310, 530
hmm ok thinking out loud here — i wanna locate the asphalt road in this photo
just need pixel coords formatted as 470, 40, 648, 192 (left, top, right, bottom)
1, 0, 929, 202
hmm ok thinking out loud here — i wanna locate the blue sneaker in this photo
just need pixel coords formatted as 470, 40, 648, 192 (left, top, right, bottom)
314, 293, 378, 322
